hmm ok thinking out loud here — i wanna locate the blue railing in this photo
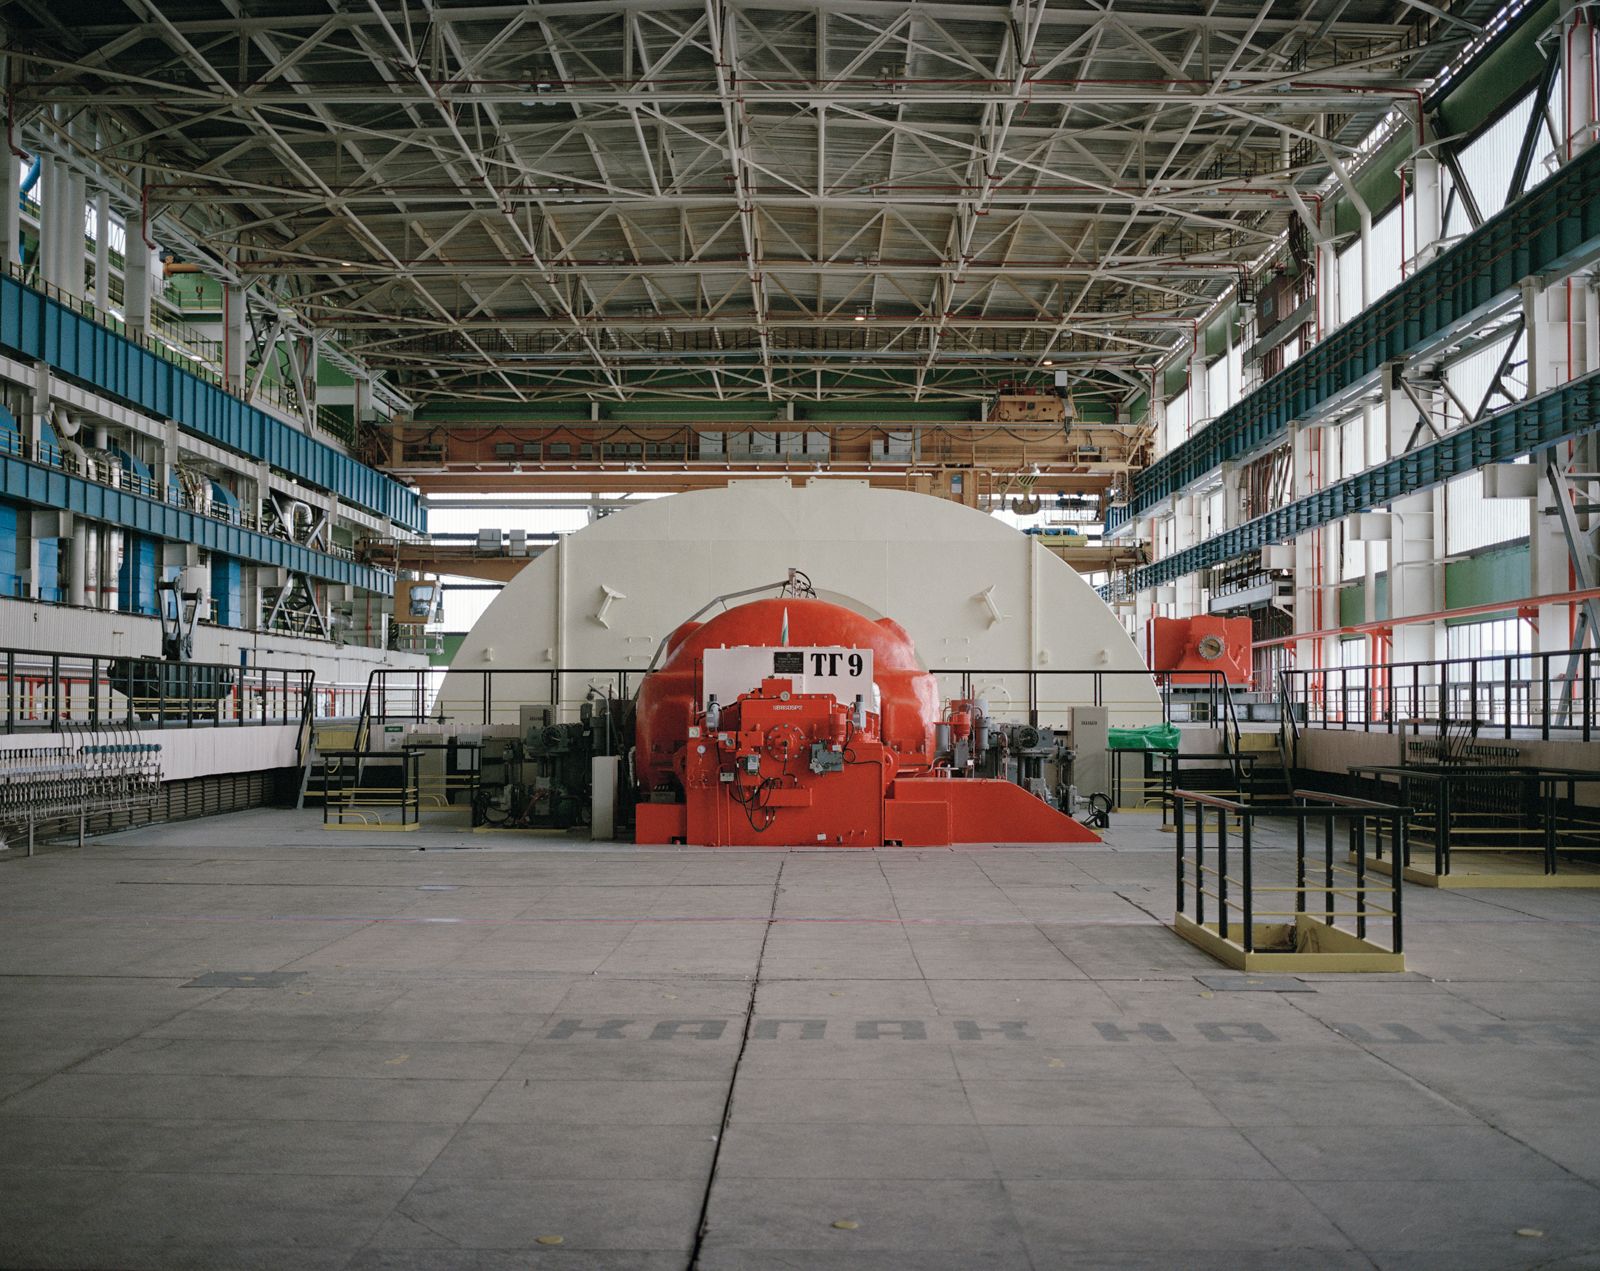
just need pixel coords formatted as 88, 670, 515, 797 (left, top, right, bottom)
0, 429, 395, 591
0, 269, 424, 533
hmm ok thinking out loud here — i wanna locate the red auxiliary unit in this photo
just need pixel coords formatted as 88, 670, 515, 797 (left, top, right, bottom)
633, 597, 1098, 848
1145, 615, 1253, 687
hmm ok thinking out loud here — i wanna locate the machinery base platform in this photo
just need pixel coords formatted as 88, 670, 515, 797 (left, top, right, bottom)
636, 776, 1100, 847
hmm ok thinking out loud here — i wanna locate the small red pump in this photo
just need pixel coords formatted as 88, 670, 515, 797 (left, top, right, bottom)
633, 596, 1099, 847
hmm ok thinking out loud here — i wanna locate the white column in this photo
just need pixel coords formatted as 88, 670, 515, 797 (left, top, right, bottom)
1149, 385, 1166, 456
1523, 274, 1570, 653
1383, 363, 1442, 665
1177, 493, 1203, 617
1410, 154, 1444, 270
67, 515, 86, 607
92, 191, 110, 311
25, 520, 40, 600
1361, 404, 1381, 630
0, 139, 20, 267
1317, 239, 1339, 334
1522, 276, 1549, 394
63, 163, 85, 298
28, 361, 49, 449
38, 155, 61, 290
1322, 509, 1341, 673
1357, 208, 1373, 312
223, 282, 246, 392
1288, 423, 1316, 666
124, 222, 152, 336
155, 422, 179, 499
1565, 1, 1597, 161
1219, 460, 1242, 531
1584, 275, 1600, 379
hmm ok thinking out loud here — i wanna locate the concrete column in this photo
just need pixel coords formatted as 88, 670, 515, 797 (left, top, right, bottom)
1149, 387, 1166, 457
1287, 423, 1309, 499
1361, 404, 1382, 628
0, 140, 21, 267
155, 423, 179, 499
1383, 363, 1443, 665
1177, 494, 1203, 617
1130, 572, 1153, 646
253, 462, 271, 528
1410, 154, 1444, 270
1219, 460, 1242, 531
67, 515, 86, 607
1189, 348, 1208, 428
240, 564, 259, 631
25, 523, 40, 600
1288, 424, 1315, 666
38, 155, 61, 290
1584, 276, 1600, 378
62, 163, 85, 298
1519, 269, 1578, 652
1322, 516, 1341, 673
124, 224, 152, 337
1317, 239, 1339, 334
28, 361, 49, 450
1564, 2, 1597, 161
92, 191, 110, 311
1530, 457, 1573, 655
1520, 270, 1570, 405
1357, 208, 1373, 312
223, 282, 246, 392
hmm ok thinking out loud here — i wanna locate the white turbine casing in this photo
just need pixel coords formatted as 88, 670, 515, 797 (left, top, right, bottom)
445, 480, 1159, 726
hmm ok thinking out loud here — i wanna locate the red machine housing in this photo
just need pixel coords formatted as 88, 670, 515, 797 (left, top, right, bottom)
633, 597, 1098, 847
634, 597, 937, 786
1145, 615, 1253, 687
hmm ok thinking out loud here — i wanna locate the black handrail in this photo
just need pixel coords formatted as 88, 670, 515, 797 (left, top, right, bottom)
1280, 646, 1597, 739
1, 643, 315, 734
1275, 667, 1302, 774
1349, 763, 1600, 877
350, 663, 1243, 732
1173, 787, 1408, 956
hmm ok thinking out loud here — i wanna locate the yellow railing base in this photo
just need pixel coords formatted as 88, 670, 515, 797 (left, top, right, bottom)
1361, 851, 1600, 889
322, 821, 421, 832
1172, 913, 1404, 973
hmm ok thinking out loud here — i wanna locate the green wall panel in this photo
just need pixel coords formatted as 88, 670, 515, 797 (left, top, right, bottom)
1443, 543, 1531, 619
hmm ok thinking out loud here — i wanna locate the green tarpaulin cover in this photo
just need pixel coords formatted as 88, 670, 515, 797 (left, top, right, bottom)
1107, 723, 1181, 751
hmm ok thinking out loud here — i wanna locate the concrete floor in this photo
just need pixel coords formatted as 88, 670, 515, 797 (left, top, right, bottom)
2, 809, 1599, 1270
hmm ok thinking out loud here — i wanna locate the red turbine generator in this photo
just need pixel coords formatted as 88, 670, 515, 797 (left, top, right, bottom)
1145, 615, 1253, 687
633, 597, 1099, 847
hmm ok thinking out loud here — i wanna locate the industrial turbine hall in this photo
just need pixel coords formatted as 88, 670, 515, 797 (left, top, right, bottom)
3, 0, 1600, 1266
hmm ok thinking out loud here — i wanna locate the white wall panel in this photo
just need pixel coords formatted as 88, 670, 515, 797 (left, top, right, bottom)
443, 480, 1161, 727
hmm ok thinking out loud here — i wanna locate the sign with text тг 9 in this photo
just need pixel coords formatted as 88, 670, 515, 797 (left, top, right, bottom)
701, 646, 875, 710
